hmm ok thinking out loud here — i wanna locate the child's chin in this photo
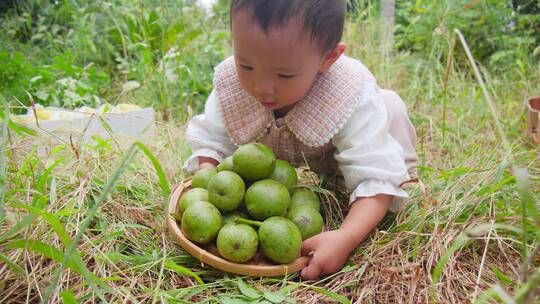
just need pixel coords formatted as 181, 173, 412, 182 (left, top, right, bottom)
259, 101, 279, 109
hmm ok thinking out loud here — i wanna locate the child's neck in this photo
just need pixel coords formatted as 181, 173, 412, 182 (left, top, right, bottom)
273, 104, 295, 119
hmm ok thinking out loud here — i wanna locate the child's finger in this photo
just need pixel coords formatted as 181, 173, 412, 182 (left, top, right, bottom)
301, 261, 322, 281
301, 237, 317, 256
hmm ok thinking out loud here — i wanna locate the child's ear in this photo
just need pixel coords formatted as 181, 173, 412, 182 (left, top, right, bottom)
319, 42, 346, 74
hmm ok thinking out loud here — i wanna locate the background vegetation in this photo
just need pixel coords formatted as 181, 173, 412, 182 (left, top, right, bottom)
0, 0, 539, 303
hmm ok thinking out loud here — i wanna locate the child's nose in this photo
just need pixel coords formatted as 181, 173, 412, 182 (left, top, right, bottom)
253, 80, 275, 95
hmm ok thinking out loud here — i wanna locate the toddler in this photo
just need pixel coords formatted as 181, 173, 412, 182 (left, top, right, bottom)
184, 0, 418, 280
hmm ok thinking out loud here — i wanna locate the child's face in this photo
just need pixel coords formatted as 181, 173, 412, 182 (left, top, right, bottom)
231, 10, 342, 112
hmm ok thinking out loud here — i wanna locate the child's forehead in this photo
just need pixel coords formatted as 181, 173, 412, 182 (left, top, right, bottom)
231, 5, 304, 28
232, 10, 317, 50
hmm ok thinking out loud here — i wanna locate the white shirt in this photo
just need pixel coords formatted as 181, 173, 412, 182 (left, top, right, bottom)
184, 82, 410, 212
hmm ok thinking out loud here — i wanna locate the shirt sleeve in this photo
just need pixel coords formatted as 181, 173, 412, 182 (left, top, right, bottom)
332, 81, 410, 212
183, 90, 237, 172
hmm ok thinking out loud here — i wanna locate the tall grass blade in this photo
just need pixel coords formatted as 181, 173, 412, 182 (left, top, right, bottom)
514, 168, 540, 257
41, 144, 140, 303
492, 286, 518, 304
0, 108, 37, 137
12, 203, 73, 246
60, 290, 77, 304
441, 34, 456, 144
5, 239, 80, 271
0, 157, 66, 242
515, 266, 540, 303
475, 285, 517, 304
453, 28, 514, 163
134, 142, 171, 203
38, 142, 171, 303
0, 106, 8, 227
0, 252, 25, 276
308, 286, 351, 304
164, 261, 204, 285
7, 238, 108, 293
431, 234, 471, 288
432, 224, 521, 287
10, 202, 109, 293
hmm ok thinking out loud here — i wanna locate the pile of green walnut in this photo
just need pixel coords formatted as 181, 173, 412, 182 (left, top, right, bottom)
178, 143, 324, 264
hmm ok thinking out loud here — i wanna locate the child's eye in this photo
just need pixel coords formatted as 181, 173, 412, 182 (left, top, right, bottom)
240, 64, 253, 71
278, 74, 296, 79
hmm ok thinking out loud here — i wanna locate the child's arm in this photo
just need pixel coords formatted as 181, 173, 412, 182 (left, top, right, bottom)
300, 82, 412, 280
300, 194, 390, 280
184, 90, 237, 172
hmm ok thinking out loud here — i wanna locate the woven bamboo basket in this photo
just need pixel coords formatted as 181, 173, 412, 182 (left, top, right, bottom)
166, 180, 309, 277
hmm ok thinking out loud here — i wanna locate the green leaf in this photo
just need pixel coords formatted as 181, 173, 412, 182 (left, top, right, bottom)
0, 108, 37, 137
339, 264, 358, 273
431, 235, 474, 285
309, 287, 350, 304
0, 252, 25, 276
263, 291, 285, 303
54, 208, 80, 217
5, 240, 80, 272
164, 261, 204, 285
284, 298, 296, 304
95, 113, 115, 137
491, 266, 512, 286
475, 176, 514, 196
489, 50, 513, 65
61, 290, 77, 304
278, 284, 300, 295
237, 279, 262, 299
11, 203, 72, 245
356, 263, 368, 279
8, 120, 38, 136
35, 157, 66, 201
219, 296, 255, 304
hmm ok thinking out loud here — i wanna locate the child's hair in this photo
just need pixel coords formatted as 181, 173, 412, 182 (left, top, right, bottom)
230, 0, 347, 54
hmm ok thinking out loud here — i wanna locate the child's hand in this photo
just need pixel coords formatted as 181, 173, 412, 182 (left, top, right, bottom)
300, 195, 391, 280
199, 162, 216, 170
198, 156, 219, 169
300, 229, 356, 280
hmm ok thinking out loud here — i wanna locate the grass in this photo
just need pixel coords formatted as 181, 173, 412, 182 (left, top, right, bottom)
1, 0, 539, 303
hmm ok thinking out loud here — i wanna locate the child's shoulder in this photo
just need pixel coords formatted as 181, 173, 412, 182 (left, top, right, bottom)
214, 56, 235, 73
332, 55, 376, 83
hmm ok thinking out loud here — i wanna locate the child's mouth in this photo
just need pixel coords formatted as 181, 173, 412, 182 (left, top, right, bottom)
260, 100, 277, 108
